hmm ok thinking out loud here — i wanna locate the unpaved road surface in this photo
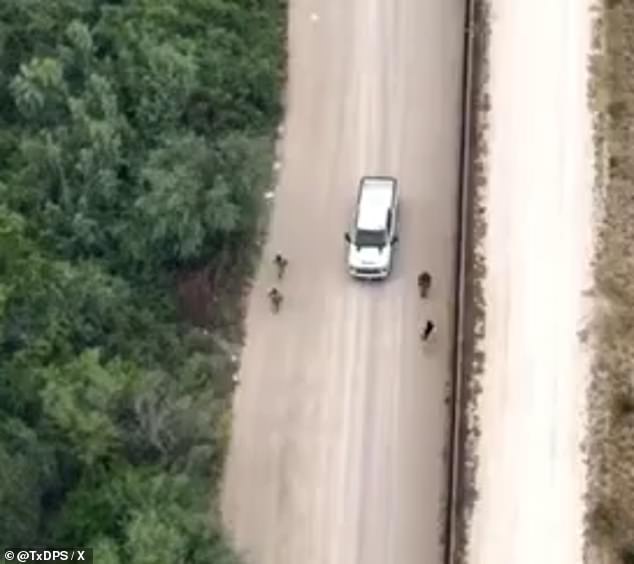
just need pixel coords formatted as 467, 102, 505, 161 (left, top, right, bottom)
466, 1, 594, 563
222, 1, 465, 563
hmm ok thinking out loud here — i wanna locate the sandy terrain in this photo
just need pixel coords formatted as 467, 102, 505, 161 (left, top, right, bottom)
466, 1, 595, 563
221, 0, 465, 563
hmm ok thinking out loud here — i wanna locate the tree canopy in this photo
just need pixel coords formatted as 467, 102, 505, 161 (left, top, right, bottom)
0, 0, 283, 560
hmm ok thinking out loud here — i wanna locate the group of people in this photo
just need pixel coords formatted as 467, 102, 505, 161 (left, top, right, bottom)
267, 256, 436, 342
267, 253, 288, 312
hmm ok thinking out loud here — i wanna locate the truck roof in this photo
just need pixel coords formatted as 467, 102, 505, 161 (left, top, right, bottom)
356, 177, 397, 231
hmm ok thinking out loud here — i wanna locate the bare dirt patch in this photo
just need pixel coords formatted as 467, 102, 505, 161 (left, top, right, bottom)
586, 2, 634, 562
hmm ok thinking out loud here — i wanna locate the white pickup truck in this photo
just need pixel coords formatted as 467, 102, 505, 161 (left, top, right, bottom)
345, 176, 399, 280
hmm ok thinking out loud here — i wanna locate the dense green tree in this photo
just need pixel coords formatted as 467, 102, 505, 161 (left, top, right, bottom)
40, 350, 133, 465
0, 418, 57, 546
0, 0, 284, 558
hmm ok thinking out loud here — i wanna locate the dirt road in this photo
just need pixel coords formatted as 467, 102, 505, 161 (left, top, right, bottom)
222, 1, 465, 563
466, 1, 594, 563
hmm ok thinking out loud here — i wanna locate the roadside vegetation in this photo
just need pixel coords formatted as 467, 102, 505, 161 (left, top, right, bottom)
0, 0, 283, 560
587, 0, 634, 562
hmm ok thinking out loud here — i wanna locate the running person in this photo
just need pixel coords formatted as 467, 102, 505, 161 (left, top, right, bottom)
421, 320, 435, 341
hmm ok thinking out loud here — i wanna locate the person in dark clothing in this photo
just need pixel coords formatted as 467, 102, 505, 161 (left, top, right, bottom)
417, 271, 432, 298
273, 253, 288, 279
421, 320, 435, 341
268, 287, 283, 312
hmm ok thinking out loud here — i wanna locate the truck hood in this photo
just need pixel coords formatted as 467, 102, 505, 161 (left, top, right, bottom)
348, 244, 391, 270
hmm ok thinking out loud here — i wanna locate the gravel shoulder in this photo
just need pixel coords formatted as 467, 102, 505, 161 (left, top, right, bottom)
465, 1, 595, 563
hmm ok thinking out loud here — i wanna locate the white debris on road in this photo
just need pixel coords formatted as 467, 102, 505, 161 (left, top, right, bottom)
466, 1, 595, 564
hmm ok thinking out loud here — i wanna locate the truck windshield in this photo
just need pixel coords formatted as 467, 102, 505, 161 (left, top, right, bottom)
355, 229, 386, 247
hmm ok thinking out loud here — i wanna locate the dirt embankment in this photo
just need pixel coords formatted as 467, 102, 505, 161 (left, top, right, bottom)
586, 2, 634, 563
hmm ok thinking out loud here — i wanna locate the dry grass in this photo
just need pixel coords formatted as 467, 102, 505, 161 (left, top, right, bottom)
586, 1, 634, 562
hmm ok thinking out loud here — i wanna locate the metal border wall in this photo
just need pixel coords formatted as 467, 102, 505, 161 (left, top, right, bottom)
445, 0, 478, 562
